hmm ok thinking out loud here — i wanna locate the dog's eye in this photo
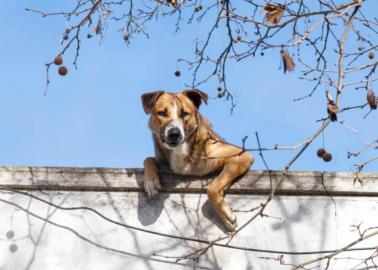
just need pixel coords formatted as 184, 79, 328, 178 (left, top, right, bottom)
181, 111, 189, 118
157, 111, 168, 117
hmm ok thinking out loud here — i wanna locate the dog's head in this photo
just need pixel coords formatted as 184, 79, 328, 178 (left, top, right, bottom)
141, 89, 208, 149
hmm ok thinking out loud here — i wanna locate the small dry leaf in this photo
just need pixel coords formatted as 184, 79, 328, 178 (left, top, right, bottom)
327, 102, 339, 114
95, 22, 101, 35
354, 0, 362, 7
367, 89, 377, 110
280, 49, 295, 73
326, 91, 339, 121
262, 4, 285, 24
325, 90, 334, 102
327, 102, 339, 121
167, 0, 177, 8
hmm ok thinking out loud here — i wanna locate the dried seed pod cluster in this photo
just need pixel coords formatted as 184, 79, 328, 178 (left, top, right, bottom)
53, 55, 68, 76
316, 148, 333, 162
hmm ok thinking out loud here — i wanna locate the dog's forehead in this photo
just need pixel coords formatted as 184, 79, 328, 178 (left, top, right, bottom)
154, 92, 195, 111
176, 93, 196, 110
154, 93, 173, 107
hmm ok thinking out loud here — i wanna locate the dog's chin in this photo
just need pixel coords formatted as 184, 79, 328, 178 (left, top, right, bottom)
162, 141, 183, 150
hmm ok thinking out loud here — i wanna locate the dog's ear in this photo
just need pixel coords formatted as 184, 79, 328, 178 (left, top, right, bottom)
182, 89, 208, 109
141, 91, 164, 114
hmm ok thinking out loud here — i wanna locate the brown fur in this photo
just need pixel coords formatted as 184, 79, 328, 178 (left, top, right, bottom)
142, 90, 254, 231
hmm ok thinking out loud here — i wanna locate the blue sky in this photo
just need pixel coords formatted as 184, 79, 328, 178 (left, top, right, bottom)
0, 1, 377, 172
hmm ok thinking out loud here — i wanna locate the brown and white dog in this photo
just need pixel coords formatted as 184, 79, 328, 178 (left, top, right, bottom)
141, 89, 254, 231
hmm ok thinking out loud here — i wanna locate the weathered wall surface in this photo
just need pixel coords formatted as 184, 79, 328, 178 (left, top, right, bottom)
0, 167, 377, 270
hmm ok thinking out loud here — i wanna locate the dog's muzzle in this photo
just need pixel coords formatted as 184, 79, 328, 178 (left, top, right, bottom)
163, 127, 183, 147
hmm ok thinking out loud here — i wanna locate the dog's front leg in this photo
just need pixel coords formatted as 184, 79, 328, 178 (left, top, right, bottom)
207, 152, 254, 231
143, 157, 161, 198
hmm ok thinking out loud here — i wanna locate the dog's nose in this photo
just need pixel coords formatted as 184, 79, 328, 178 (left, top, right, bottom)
167, 128, 182, 142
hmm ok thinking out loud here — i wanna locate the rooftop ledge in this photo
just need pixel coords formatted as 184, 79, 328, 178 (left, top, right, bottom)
0, 166, 377, 196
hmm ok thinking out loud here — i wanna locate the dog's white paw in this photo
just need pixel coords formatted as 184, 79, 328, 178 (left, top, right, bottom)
223, 213, 238, 232
144, 178, 161, 198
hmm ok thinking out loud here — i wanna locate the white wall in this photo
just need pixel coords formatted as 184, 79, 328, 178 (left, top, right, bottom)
0, 167, 377, 270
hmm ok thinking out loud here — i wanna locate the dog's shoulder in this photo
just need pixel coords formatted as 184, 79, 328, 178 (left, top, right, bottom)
196, 113, 223, 144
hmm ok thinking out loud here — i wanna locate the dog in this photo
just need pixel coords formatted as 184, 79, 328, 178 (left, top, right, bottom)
141, 89, 254, 231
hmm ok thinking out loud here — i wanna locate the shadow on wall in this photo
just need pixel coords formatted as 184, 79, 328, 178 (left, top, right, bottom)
135, 170, 230, 233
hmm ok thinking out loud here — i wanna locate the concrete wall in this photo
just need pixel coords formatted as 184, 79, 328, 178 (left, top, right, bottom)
0, 167, 377, 270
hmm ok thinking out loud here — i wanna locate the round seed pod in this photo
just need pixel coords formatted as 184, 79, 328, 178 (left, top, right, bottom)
174, 70, 181, 77
54, 56, 63, 66
58, 66, 68, 76
316, 148, 326, 158
322, 152, 332, 162
368, 52, 375, 59
195, 5, 202, 12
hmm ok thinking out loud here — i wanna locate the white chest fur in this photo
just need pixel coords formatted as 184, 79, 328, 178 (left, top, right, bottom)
169, 142, 193, 175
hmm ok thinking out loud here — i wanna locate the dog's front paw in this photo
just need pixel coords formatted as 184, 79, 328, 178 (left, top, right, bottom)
144, 178, 161, 198
222, 211, 238, 232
